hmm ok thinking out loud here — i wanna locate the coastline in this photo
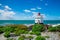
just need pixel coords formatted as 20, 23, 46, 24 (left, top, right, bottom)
0, 23, 60, 27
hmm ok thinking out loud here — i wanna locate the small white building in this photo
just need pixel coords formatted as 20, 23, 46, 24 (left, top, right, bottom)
35, 13, 43, 24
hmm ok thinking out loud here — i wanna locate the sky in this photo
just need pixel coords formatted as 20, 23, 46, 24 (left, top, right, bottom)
0, 0, 60, 20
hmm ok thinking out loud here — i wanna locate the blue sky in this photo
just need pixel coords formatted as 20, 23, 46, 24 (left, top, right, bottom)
0, 0, 60, 20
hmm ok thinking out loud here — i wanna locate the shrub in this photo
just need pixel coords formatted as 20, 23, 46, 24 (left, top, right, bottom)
17, 25, 28, 31
30, 32, 41, 36
48, 27, 57, 32
35, 36, 46, 40
56, 25, 60, 31
14, 30, 21, 36
32, 24, 45, 32
4, 31, 10, 38
4, 27, 12, 32
34, 32, 41, 36
27, 36, 33, 39
18, 36, 24, 40
24, 31, 28, 34
0, 27, 4, 34
29, 32, 34, 35
15, 29, 28, 36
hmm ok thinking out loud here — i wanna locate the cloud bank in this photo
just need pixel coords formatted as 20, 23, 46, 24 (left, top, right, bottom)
0, 4, 16, 20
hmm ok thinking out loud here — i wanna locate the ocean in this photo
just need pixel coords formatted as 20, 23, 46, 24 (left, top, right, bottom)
0, 20, 60, 25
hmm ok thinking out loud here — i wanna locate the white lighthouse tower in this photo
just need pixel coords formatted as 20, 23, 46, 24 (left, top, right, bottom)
35, 13, 43, 24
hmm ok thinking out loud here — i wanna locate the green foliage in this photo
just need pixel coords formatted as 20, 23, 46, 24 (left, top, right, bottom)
30, 32, 41, 36
35, 36, 46, 40
14, 30, 21, 36
14, 24, 29, 36
34, 32, 41, 36
17, 25, 28, 31
48, 27, 58, 32
18, 36, 24, 40
27, 36, 33, 39
32, 24, 45, 32
48, 27, 56, 32
4, 26, 15, 33
4, 31, 10, 38
29, 32, 34, 35
0, 26, 4, 34
56, 25, 60, 31
14, 29, 28, 36
48, 25, 60, 32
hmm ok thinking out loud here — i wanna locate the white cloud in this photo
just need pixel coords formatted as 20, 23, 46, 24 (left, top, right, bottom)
0, 4, 2, 6
0, 4, 16, 20
58, 17, 60, 19
32, 12, 38, 16
45, 3, 48, 6
31, 8, 36, 10
32, 12, 38, 17
41, 14, 46, 18
0, 9, 15, 20
32, 12, 46, 19
32, 12, 38, 14
4, 5, 12, 10
24, 9, 31, 12
37, 7, 42, 9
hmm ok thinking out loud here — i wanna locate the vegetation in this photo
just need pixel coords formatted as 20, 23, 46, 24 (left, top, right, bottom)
16, 24, 28, 31
0, 24, 60, 40
0, 26, 4, 34
30, 31, 41, 36
27, 36, 33, 40
14, 29, 28, 36
35, 36, 46, 40
7, 38, 14, 40
14, 30, 21, 36
48, 25, 60, 32
18, 36, 24, 40
4, 31, 10, 38
32, 24, 45, 32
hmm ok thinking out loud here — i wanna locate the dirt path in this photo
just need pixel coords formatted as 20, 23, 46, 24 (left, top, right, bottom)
0, 34, 6, 40
41, 32, 60, 40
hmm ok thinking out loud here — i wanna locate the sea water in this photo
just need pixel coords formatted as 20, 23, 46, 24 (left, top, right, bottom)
0, 20, 60, 25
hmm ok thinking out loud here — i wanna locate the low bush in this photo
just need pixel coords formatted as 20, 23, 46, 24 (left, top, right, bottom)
18, 36, 24, 40
32, 24, 45, 32
30, 32, 41, 36
35, 36, 46, 40
0, 27, 4, 34
48, 27, 57, 32
27, 36, 33, 39
14, 30, 21, 36
4, 31, 10, 38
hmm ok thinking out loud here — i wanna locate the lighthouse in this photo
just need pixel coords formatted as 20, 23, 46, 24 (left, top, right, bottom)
35, 13, 43, 24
